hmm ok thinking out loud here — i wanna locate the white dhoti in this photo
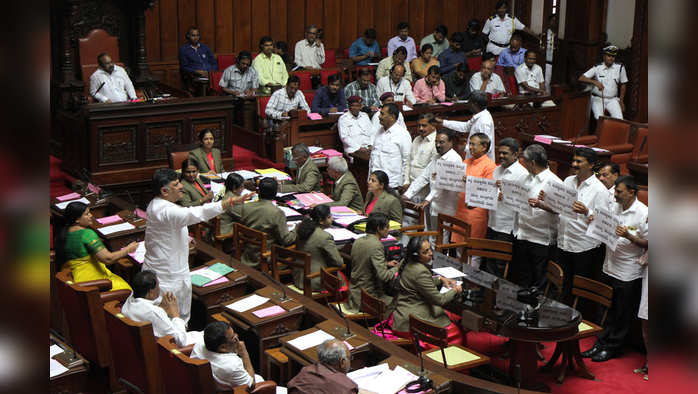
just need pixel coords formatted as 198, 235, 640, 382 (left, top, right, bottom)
590, 95, 623, 120
545, 63, 552, 94
146, 269, 193, 324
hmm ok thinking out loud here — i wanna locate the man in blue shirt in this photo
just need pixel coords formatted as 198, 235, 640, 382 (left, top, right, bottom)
349, 28, 381, 66
438, 32, 467, 75
496, 33, 527, 70
311, 73, 347, 116
179, 27, 217, 76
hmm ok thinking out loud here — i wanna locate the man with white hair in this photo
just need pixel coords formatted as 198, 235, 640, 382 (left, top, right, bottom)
287, 339, 357, 393
323, 157, 364, 212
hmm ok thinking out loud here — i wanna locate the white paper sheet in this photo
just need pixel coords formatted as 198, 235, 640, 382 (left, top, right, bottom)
190, 267, 223, 281
278, 206, 301, 217
50, 344, 64, 358
226, 294, 270, 313
333, 215, 366, 227
97, 221, 136, 236
542, 179, 577, 218
287, 220, 302, 231
402, 105, 413, 111
435, 159, 467, 192
287, 330, 335, 351
128, 241, 146, 264
432, 266, 467, 279
50, 358, 69, 378
275, 387, 288, 394
465, 176, 498, 210
233, 170, 260, 180
348, 364, 417, 394
210, 181, 224, 195
586, 207, 620, 252
440, 280, 462, 293
55, 197, 91, 210
324, 227, 361, 242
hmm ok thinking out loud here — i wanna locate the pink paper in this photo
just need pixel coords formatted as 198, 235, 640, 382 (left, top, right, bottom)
318, 149, 342, 157
573, 144, 588, 148
295, 192, 333, 207
252, 305, 285, 318
203, 276, 230, 287
87, 183, 101, 194
56, 192, 81, 202
307, 113, 323, 120
440, 101, 454, 106
96, 214, 123, 225
533, 135, 552, 144
330, 206, 355, 214
204, 183, 211, 189
135, 208, 147, 219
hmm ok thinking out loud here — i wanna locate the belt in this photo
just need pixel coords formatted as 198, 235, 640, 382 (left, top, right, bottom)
490, 41, 509, 48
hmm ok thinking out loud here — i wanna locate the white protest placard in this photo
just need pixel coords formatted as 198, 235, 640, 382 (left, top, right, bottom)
586, 207, 620, 251
542, 179, 577, 218
465, 177, 498, 210
500, 179, 532, 216
435, 159, 467, 192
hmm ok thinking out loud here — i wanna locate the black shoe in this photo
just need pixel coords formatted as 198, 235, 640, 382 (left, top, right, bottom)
581, 344, 602, 358
591, 348, 618, 362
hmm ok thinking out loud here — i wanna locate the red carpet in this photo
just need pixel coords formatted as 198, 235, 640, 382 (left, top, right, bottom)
465, 331, 651, 393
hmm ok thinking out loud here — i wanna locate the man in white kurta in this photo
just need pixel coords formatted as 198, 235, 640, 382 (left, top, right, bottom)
338, 96, 376, 154
368, 103, 412, 188
437, 91, 495, 161
143, 168, 250, 323
121, 270, 202, 347
89, 53, 137, 103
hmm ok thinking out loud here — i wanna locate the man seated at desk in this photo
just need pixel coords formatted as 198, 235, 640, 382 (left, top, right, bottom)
343, 68, 380, 112
294, 24, 325, 70
338, 96, 375, 155
322, 157, 365, 212
287, 339, 357, 394
179, 26, 218, 79
470, 52, 506, 95
121, 270, 202, 347
219, 51, 259, 97
376, 64, 415, 108
240, 178, 297, 269
348, 28, 381, 66
311, 73, 347, 116
515, 50, 546, 95
376, 45, 413, 81
191, 321, 261, 391
265, 75, 310, 120
443, 63, 471, 101
495, 33, 527, 72
370, 92, 406, 132
412, 65, 446, 104
253, 35, 289, 94
89, 52, 137, 103
280, 143, 321, 193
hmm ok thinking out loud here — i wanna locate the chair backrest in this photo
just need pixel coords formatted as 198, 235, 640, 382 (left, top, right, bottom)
258, 96, 273, 119
632, 126, 648, 161
508, 74, 519, 96
54, 270, 113, 368
401, 200, 426, 231
292, 71, 313, 91
271, 245, 312, 296
637, 187, 648, 206
544, 260, 564, 299
218, 53, 237, 70
571, 275, 613, 325
436, 213, 471, 247
320, 268, 341, 304
466, 56, 482, 73
303, 90, 316, 106
381, 47, 388, 57
466, 238, 512, 277
323, 49, 337, 68
408, 315, 449, 367
320, 69, 341, 85
103, 300, 163, 394
360, 288, 386, 327
166, 143, 199, 170
78, 29, 119, 82
233, 222, 268, 268
596, 116, 632, 146
210, 71, 223, 95
156, 336, 216, 394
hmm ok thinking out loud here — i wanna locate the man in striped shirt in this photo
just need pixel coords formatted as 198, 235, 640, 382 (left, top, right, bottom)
264, 75, 310, 120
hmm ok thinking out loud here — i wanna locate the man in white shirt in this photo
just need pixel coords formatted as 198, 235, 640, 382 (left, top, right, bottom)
143, 169, 251, 323
338, 96, 375, 155
544, 14, 559, 94
294, 25, 325, 69
369, 103, 412, 188
582, 176, 647, 362
191, 321, 261, 391
265, 75, 310, 120
483, 138, 528, 277
121, 270, 202, 347
89, 53, 137, 103
515, 51, 545, 95
469, 53, 506, 95
403, 128, 461, 241
435, 91, 495, 161
387, 22, 418, 62
513, 144, 561, 289
371, 92, 406, 132
403, 113, 438, 193
541, 148, 608, 303
579, 45, 628, 119
376, 64, 415, 106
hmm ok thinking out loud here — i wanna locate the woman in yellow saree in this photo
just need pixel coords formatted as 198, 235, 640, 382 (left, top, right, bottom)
57, 201, 138, 291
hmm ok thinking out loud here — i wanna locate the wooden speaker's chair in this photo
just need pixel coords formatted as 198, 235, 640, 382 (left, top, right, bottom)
360, 289, 412, 348
592, 116, 635, 154
543, 260, 564, 301
320, 268, 366, 320
103, 300, 163, 394
541, 275, 613, 384
78, 29, 126, 99
271, 245, 326, 300
54, 270, 131, 389
408, 315, 489, 372
465, 238, 513, 278
156, 336, 277, 394
233, 223, 271, 273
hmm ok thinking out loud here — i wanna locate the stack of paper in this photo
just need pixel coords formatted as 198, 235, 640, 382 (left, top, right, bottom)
287, 330, 335, 351
347, 364, 418, 394
295, 192, 333, 207
226, 294, 270, 313
278, 206, 302, 219
96, 214, 123, 225
324, 227, 362, 242
190, 262, 235, 287
97, 222, 135, 236
308, 146, 323, 154
55, 192, 81, 202
128, 241, 146, 264
232, 170, 259, 180
255, 168, 292, 181
55, 197, 91, 210
330, 206, 356, 216
319, 149, 342, 158
333, 214, 367, 227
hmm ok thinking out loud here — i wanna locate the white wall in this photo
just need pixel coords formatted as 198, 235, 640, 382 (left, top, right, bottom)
606, 0, 636, 48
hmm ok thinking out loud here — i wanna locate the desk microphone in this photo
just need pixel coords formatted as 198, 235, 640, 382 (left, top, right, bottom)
259, 270, 291, 303
328, 303, 353, 339
125, 189, 139, 221
95, 81, 106, 95
515, 363, 521, 394
404, 335, 433, 393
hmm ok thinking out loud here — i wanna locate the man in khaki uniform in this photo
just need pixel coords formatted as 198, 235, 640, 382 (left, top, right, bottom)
241, 178, 296, 268
346, 213, 398, 314
280, 143, 321, 193
322, 157, 364, 212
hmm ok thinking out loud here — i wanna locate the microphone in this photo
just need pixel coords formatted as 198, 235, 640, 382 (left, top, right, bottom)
404, 335, 433, 393
328, 303, 353, 339
95, 81, 106, 94
259, 270, 291, 303
515, 363, 521, 394
125, 189, 140, 221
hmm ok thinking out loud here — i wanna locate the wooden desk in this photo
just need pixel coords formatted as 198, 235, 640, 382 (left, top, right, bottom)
279, 319, 373, 371
50, 334, 89, 394
519, 132, 613, 179
191, 258, 248, 320
90, 209, 146, 250
381, 356, 450, 394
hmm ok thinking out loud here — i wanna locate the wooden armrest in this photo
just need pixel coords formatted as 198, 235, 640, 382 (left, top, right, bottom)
399, 224, 425, 232
117, 257, 133, 268
100, 289, 132, 303
405, 231, 438, 238
250, 380, 277, 394
76, 279, 112, 291
437, 242, 469, 249
178, 344, 194, 355
261, 251, 271, 258
215, 232, 235, 241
